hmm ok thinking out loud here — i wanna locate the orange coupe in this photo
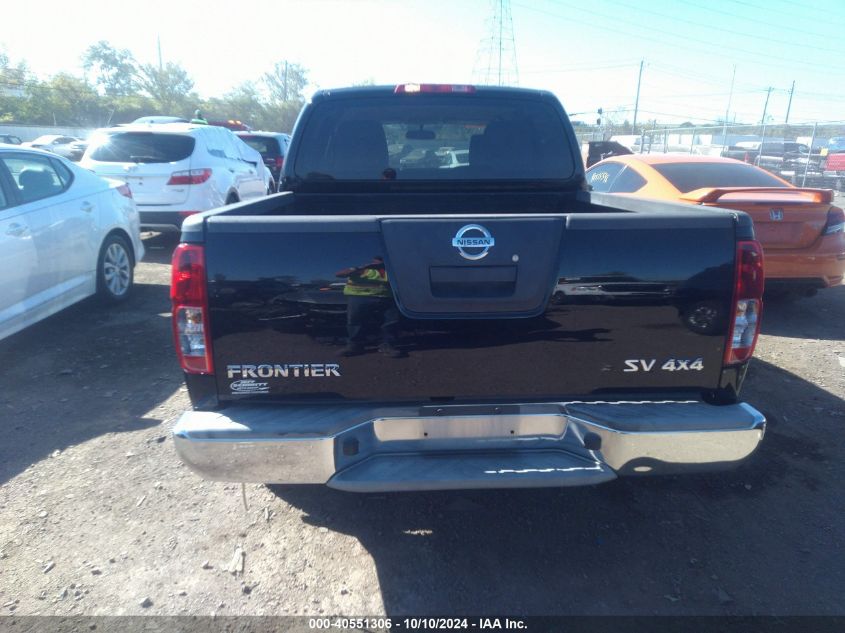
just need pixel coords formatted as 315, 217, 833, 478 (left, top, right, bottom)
585, 155, 845, 297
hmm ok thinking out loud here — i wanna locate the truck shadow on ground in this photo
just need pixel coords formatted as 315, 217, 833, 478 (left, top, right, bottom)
270, 358, 844, 615
761, 284, 844, 340
0, 281, 182, 486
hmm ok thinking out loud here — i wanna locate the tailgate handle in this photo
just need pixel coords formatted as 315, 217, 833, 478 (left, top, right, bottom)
429, 265, 517, 298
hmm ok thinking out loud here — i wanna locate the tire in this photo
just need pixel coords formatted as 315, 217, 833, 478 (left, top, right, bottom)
226, 193, 239, 205
96, 234, 133, 303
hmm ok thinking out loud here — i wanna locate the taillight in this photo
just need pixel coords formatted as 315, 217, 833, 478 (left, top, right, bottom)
171, 244, 213, 374
743, 152, 750, 163
116, 183, 133, 198
167, 168, 212, 185
274, 156, 284, 169
823, 207, 845, 235
394, 83, 476, 94
724, 241, 764, 365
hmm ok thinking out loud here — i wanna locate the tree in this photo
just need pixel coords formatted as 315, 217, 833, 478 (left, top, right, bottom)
262, 101, 305, 133
82, 41, 138, 96
206, 82, 267, 125
135, 62, 196, 114
263, 61, 308, 103
0, 51, 29, 93
21, 73, 104, 126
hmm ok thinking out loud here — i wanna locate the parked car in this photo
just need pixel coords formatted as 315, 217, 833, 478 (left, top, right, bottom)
0, 134, 22, 145
821, 152, 845, 191
823, 137, 845, 155
582, 140, 633, 168
438, 148, 470, 168
721, 141, 810, 171
586, 154, 845, 298
0, 146, 144, 340
80, 123, 272, 232
22, 135, 81, 159
132, 116, 190, 125
236, 131, 290, 191
68, 139, 88, 162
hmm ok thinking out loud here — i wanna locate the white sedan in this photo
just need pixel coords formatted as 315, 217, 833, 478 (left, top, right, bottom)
0, 145, 144, 340
22, 135, 81, 159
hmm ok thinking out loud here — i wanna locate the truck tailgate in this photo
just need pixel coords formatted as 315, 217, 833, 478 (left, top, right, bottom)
204, 212, 737, 403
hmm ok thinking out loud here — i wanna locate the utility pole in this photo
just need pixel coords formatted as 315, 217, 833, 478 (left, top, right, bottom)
801, 121, 817, 187
785, 80, 795, 124
760, 86, 773, 126
758, 86, 773, 165
157, 35, 163, 72
632, 60, 644, 135
283, 61, 289, 102
721, 64, 736, 148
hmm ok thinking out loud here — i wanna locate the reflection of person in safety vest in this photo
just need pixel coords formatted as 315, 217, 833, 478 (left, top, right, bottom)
335, 256, 403, 357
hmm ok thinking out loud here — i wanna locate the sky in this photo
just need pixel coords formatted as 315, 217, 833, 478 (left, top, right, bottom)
2, 0, 845, 128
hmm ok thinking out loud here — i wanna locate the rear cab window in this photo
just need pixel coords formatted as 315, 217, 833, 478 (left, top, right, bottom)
88, 132, 195, 163
292, 92, 577, 188
652, 162, 788, 193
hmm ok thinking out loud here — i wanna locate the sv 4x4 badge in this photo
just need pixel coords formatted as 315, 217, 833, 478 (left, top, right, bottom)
623, 358, 704, 372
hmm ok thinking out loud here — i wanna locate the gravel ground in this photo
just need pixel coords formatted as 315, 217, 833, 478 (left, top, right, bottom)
0, 226, 843, 617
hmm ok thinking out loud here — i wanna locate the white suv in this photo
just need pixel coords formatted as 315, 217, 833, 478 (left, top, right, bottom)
80, 123, 272, 232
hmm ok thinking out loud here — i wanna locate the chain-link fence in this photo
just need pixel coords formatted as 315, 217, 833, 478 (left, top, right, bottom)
576, 121, 845, 190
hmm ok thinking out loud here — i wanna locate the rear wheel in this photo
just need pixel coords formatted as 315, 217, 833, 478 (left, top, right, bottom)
226, 193, 239, 205
97, 234, 133, 303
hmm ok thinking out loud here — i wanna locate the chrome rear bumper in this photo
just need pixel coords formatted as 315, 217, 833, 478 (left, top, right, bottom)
172, 400, 765, 492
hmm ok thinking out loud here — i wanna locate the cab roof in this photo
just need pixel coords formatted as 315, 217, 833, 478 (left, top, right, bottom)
311, 84, 557, 102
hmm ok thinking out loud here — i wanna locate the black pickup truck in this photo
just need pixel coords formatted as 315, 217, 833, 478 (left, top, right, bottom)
170, 84, 766, 492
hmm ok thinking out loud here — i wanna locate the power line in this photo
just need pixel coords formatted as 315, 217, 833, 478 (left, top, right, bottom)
607, 0, 844, 55
634, 88, 759, 99
520, 61, 639, 74
725, 0, 845, 31
645, 64, 765, 93
676, 0, 845, 40
513, 0, 845, 76
634, 99, 760, 120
